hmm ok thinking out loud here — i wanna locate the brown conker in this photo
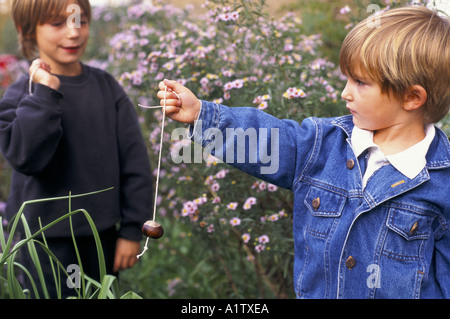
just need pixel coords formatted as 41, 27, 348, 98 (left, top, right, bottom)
142, 220, 164, 239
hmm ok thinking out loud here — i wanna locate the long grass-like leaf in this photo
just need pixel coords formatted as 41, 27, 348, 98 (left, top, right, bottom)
97, 275, 118, 299
38, 217, 60, 298
68, 192, 87, 299
6, 245, 26, 298
120, 291, 143, 299
0, 188, 112, 299
11, 260, 39, 299
21, 214, 49, 298
3, 188, 113, 258
0, 217, 6, 254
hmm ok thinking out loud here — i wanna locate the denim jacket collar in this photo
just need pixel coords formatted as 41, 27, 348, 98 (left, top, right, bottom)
331, 115, 450, 171
332, 115, 450, 211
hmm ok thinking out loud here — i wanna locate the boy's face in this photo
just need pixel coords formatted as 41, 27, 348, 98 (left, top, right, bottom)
35, 0, 89, 74
341, 68, 407, 132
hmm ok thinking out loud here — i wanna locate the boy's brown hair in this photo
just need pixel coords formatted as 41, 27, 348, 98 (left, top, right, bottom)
11, 0, 92, 60
340, 6, 450, 124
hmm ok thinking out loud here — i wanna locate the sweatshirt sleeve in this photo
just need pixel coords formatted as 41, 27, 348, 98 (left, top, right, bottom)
0, 79, 64, 175
114, 82, 153, 241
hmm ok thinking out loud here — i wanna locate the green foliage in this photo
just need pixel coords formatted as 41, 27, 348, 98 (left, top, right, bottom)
0, 188, 140, 299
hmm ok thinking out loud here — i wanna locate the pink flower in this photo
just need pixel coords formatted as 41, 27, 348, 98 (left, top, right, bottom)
233, 79, 244, 89
182, 200, 197, 216
223, 82, 234, 91
257, 100, 268, 110
243, 197, 257, 210
211, 182, 220, 192
245, 197, 257, 205
283, 87, 307, 99
339, 5, 351, 15
242, 233, 251, 243
258, 235, 270, 244
255, 244, 265, 253
229, 217, 241, 226
222, 69, 234, 77
215, 169, 229, 179
227, 202, 238, 210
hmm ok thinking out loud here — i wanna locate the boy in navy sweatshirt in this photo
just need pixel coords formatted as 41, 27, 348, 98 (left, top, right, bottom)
0, 0, 152, 298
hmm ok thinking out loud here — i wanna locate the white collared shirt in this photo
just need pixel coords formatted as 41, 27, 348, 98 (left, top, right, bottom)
351, 123, 435, 189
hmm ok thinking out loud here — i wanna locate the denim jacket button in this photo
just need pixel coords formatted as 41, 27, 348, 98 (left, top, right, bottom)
346, 256, 356, 269
346, 159, 355, 170
312, 197, 320, 210
410, 221, 419, 235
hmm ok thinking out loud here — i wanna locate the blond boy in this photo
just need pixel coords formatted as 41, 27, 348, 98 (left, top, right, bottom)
158, 6, 450, 298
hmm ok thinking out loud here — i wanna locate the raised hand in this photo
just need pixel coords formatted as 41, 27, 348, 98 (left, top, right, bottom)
29, 59, 61, 91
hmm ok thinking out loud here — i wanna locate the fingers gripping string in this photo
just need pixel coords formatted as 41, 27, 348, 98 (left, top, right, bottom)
136, 87, 179, 259
29, 64, 40, 95
138, 89, 181, 109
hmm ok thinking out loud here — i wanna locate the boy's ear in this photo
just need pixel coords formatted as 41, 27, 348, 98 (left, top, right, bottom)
403, 85, 427, 111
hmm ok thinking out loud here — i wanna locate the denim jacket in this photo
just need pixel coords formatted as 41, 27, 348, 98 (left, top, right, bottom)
191, 100, 450, 299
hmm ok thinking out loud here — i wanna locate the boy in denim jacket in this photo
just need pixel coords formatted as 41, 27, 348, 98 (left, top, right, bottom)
158, 6, 449, 298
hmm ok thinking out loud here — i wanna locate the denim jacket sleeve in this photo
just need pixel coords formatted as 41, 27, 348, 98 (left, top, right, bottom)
190, 100, 317, 190
434, 225, 450, 297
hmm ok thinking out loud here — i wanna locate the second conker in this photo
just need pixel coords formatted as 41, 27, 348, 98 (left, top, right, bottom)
142, 220, 164, 239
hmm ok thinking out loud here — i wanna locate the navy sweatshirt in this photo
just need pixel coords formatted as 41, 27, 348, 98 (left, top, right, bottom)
0, 64, 153, 240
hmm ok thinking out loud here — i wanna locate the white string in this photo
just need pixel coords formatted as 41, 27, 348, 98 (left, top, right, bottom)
136, 238, 149, 259
138, 91, 180, 109
136, 86, 179, 259
29, 65, 40, 95
151, 86, 168, 223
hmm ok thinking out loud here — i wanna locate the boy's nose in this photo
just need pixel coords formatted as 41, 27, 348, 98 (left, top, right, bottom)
67, 26, 80, 38
341, 82, 352, 102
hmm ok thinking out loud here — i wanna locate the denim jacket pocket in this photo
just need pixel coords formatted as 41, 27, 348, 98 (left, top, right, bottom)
304, 186, 346, 238
383, 207, 434, 261
297, 186, 346, 298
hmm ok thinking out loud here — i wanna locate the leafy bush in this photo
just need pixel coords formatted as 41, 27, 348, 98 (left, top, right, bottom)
103, 0, 346, 298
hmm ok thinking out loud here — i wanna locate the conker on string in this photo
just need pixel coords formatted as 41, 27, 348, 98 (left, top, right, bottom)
142, 220, 164, 239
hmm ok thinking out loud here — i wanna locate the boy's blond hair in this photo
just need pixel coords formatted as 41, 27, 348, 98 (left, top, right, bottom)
11, 0, 92, 60
340, 6, 450, 124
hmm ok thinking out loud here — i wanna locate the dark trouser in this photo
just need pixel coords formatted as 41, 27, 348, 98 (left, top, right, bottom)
19, 226, 118, 299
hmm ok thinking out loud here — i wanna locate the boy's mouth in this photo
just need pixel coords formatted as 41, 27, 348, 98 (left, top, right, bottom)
346, 105, 356, 114
61, 45, 82, 54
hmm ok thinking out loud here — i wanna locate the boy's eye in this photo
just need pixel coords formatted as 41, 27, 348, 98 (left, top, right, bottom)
356, 79, 365, 86
50, 21, 64, 27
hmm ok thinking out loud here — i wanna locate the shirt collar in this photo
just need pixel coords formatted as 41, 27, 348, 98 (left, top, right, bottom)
351, 124, 436, 179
